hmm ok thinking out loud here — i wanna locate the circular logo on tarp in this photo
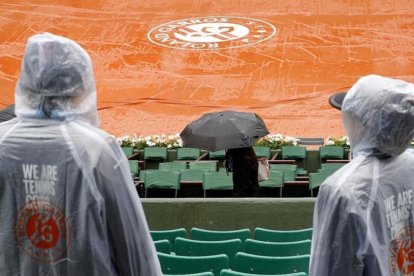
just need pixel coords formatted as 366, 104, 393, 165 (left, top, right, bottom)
147, 16, 276, 50
14, 200, 71, 263
390, 226, 414, 275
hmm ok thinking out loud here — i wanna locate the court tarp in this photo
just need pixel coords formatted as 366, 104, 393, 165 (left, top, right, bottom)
1, 1, 414, 138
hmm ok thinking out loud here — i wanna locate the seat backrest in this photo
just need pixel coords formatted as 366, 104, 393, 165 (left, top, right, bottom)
154, 239, 171, 254
191, 227, 251, 243
177, 147, 201, 160
189, 161, 218, 172
319, 146, 344, 160
281, 146, 306, 160
144, 147, 168, 160
269, 164, 297, 182
128, 160, 139, 177
254, 227, 313, 242
165, 272, 214, 276
259, 170, 284, 188
159, 161, 187, 172
244, 239, 311, 257
144, 170, 181, 190
220, 269, 307, 276
202, 171, 233, 191
151, 228, 187, 251
175, 237, 243, 268
309, 171, 332, 190
157, 252, 229, 276
309, 172, 325, 190
253, 146, 271, 159
234, 252, 310, 275
269, 164, 298, 171
320, 162, 345, 172
122, 146, 134, 158
138, 169, 158, 182
180, 169, 205, 182
209, 150, 226, 159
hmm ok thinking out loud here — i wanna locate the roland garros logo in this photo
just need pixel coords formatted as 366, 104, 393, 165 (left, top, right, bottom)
147, 16, 276, 50
14, 200, 71, 263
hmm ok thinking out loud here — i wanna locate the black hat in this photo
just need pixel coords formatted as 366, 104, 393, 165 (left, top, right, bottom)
329, 92, 347, 110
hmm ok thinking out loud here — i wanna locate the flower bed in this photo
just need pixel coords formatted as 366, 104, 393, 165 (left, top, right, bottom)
117, 133, 183, 150
325, 136, 350, 149
117, 133, 355, 150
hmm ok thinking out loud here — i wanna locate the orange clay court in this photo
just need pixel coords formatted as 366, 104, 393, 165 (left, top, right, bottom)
0, 1, 414, 139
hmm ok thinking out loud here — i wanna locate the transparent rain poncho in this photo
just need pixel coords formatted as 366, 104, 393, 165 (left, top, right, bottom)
0, 33, 161, 275
310, 75, 414, 276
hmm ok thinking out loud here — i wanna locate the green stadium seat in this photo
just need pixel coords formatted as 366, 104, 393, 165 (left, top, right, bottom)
254, 227, 312, 242
159, 161, 187, 172
209, 150, 226, 160
165, 272, 214, 276
177, 147, 202, 160
189, 161, 218, 172
319, 146, 344, 161
122, 146, 134, 158
259, 170, 284, 197
191, 228, 251, 243
154, 239, 171, 254
233, 252, 310, 275
202, 171, 233, 197
144, 147, 168, 160
151, 228, 187, 252
244, 239, 311, 257
128, 160, 140, 180
269, 164, 297, 182
175, 237, 243, 268
144, 170, 181, 197
180, 169, 205, 183
253, 146, 271, 159
281, 146, 307, 169
220, 269, 307, 276
157, 252, 229, 276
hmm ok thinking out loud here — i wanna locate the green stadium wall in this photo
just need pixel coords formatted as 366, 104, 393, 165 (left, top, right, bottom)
142, 198, 316, 235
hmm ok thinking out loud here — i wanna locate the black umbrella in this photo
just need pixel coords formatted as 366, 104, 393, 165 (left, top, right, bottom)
329, 92, 346, 110
0, 104, 16, 122
180, 110, 270, 151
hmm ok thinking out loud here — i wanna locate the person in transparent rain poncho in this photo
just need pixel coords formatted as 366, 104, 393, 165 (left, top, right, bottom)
310, 75, 414, 276
0, 33, 162, 275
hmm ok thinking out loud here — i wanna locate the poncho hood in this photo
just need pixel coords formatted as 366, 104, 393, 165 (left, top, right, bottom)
15, 32, 99, 126
342, 74, 414, 157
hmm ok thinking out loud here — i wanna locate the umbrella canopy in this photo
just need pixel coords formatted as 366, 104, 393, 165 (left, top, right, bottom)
0, 104, 16, 122
329, 92, 346, 110
180, 110, 270, 151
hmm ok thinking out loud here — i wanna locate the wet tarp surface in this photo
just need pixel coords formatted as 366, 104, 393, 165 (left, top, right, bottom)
0, 1, 414, 138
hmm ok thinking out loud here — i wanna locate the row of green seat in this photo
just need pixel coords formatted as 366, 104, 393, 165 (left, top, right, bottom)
158, 252, 309, 276
156, 237, 311, 258
151, 227, 313, 250
152, 227, 312, 275
134, 161, 347, 198
141, 169, 233, 197
137, 163, 296, 197
123, 145, 346, 162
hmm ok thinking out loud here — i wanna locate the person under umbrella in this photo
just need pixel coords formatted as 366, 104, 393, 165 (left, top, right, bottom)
225, 146, 260, 197
181, 110, 269, 197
